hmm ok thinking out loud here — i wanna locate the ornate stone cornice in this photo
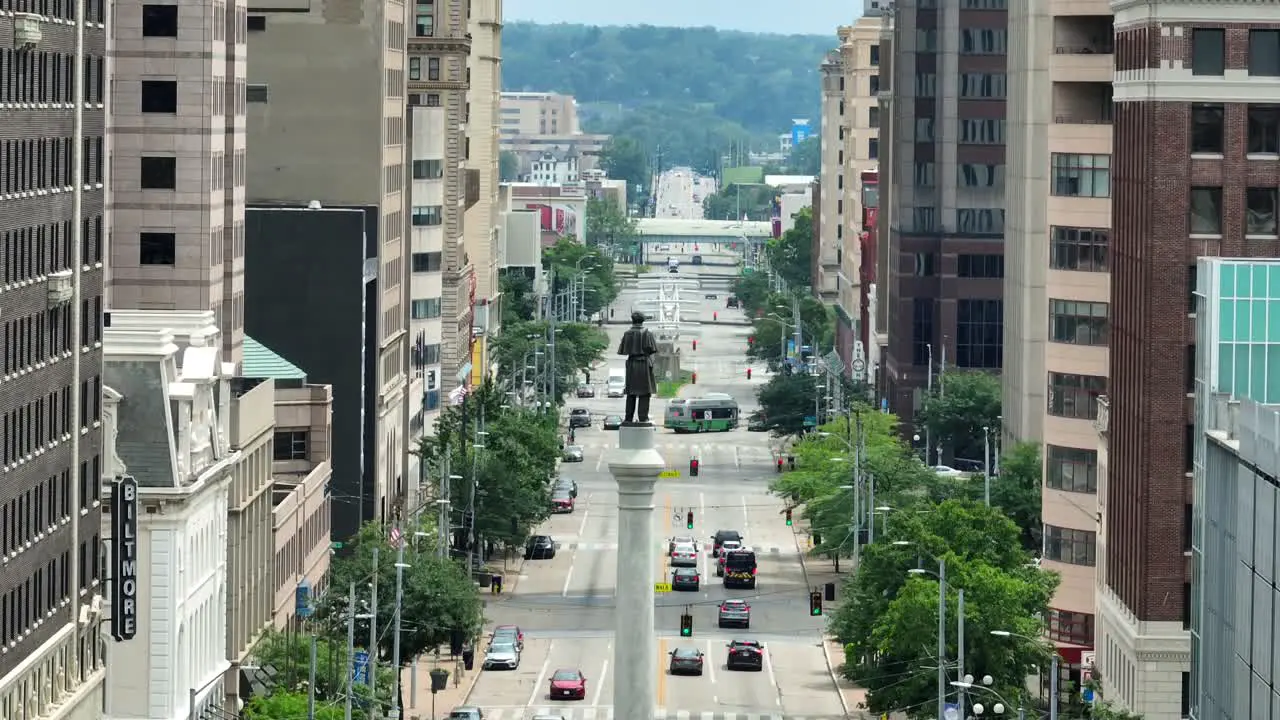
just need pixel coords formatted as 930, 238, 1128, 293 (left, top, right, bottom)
408, 35, 471, 56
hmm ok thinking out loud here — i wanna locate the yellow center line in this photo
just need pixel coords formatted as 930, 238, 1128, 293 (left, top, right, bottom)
657, 637, 668, 708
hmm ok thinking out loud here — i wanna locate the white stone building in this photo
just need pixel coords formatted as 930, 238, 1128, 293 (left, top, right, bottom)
101, 313, 239, 720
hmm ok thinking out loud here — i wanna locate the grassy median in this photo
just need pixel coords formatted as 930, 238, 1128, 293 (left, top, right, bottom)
657, 370, 694, 398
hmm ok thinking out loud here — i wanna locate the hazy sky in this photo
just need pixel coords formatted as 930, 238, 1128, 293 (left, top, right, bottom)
505, 0, 858, 36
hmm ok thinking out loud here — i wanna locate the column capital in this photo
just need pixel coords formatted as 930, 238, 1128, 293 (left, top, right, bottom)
608, 425, 666, 482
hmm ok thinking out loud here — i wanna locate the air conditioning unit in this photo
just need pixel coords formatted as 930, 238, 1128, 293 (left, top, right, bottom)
14, 13, 43, 50
47, 269, 73, 306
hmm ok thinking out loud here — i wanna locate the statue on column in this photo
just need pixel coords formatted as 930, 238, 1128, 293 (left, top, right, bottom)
618, 311, 658, 425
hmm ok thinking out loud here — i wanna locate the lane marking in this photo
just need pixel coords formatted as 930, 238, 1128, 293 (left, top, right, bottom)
592, 653, 609, 706
577, 497, 591, 536
734, 445, 741, 469
561, 561, 575, 597
527, 641, 554, 707
595, 451, 603, 471
657, 637, 668, 709
741, 495, 752, 535
764, 644, 781, 706
699, 491, 708, 595
706, 638, 716, 687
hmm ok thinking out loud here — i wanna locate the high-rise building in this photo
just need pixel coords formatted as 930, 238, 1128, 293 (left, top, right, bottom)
0, 0, 109, 713
1190, 257, 1280, 720
408, 0, 476, 399
818, 49, 845, 307
465, 0, 504, 377
879, 0, 1008, 431
1096, 5, 1280, 715
109, 0, 277, 703
246, 0, 413, 526
499, 91, 580, 136
1003, 0, 1113, 685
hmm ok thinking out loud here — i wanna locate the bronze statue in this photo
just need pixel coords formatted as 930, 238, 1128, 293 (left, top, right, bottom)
618, 311, 658, 425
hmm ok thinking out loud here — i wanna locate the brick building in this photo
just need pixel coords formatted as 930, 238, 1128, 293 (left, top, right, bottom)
1097, 4, 1280, 716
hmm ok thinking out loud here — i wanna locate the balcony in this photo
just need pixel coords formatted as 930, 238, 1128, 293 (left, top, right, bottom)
1052, 15, 1114, 84
1053, 82, 1113, 125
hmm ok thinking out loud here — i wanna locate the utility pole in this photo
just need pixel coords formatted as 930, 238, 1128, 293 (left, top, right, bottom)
438, 439, 450, 558
956, 590, 966, 715
466, 405, 484, 574
925, 342, 933, 467
548, 266, 558, 410
345, 583, 356, 720
936, 559, 947, 720
983, 426, 991, 506
852, 413, 863, 567
390, 538, 407, 720
308, 634, 318, 720
368, 547, 379, 720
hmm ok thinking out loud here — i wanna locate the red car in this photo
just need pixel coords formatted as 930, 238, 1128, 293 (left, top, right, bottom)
549, 668, 587, 700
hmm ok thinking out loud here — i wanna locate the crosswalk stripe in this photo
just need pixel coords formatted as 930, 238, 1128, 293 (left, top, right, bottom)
471, 708, 805, 720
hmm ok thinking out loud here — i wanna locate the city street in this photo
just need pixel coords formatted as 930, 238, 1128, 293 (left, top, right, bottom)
655, 167, 717, 220
461, 291, 844, 720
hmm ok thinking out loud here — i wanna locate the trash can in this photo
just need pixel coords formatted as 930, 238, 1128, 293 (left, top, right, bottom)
462, 647, 475, 671
476, 571, 491, 588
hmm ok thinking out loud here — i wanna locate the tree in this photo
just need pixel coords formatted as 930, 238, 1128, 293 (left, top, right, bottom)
916, 370, 1002, 462
597, 136, 650, 199
754, 372, 819, 436
250, 630, 396, 709
989, 442, 1043, 552
499, 150, 520, 181
766, 206, 814, 289
498, 271, 538, 325
786, 136, 821, 175
703, 183, 775, 222
744, 292, 833, 369
243, 691, 346, 720
729, 271, 772, 316
828, 500, 1058, 719
584, 196, 638, 258
488, 320, 608, 403
543, 238, 619, 320
1068, 673, 1146, 719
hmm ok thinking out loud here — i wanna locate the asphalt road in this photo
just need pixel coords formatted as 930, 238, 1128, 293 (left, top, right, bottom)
655, 167, 717, 220
463, 292, 845, 720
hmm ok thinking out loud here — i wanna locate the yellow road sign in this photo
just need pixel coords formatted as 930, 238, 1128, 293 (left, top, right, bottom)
653, 582, 673, 593
659, 470, 681, 478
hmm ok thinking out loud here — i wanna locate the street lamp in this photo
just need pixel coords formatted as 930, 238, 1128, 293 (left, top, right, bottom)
951, 676, 1011, 716
898, 547, 948, 720
990, 630, 1059, 720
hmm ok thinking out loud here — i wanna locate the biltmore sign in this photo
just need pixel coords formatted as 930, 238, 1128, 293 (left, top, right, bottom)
111, 476, 139, 642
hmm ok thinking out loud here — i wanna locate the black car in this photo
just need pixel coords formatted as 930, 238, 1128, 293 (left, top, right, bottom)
711, 529, 743, 555
553, 477, 578, 498
726, 296, 740, 308
568, 408, 592, 428
668, 647, 705, 675
602, 415, 623, 430
726, 639, 764, 671
671, 567, 700, 591
524, 535, 556, 560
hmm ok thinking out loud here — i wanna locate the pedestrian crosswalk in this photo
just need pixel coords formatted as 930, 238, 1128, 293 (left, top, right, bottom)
453, 707, 831, 720
573, 440, 782, 468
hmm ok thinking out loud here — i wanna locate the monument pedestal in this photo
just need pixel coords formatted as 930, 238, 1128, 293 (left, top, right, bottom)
609, 424, 665, 720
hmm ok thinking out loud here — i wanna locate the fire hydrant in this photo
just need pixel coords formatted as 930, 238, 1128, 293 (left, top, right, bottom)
746, 368, 752, 380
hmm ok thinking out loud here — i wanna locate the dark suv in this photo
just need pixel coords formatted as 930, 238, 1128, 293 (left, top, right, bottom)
711, 529, 743, 555
726, 639, 764, 671
568, 408, 592, 428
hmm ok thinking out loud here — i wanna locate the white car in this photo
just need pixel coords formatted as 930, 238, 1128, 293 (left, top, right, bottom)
482, 641, 521, 670
670, 543, 698, 567
715, 539, 742, 558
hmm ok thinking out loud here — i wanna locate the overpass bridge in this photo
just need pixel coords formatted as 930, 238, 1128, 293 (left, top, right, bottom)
634, 218, 771, 267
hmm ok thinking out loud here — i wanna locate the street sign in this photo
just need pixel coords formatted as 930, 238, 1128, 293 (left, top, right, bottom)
823, 351, 844, 375
352, 651, 370, 684
803, 416, 817, 427
653, 582, 673, 593
658, 470, 681, 478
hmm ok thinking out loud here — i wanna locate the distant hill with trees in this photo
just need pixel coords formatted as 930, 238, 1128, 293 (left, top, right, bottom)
502, 22, 831, 167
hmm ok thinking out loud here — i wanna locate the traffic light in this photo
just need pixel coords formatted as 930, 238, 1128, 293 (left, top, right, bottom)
680, 613, 693, 637
748, 335, 755, 346
785, 508, 793, 526
686, 510, 695, 529
689, 459, 699, 477
809, 590, 823, 616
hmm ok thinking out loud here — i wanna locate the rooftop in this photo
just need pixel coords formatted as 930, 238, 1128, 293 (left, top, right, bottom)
242, 336, 307, 380
635, 218, 773, 238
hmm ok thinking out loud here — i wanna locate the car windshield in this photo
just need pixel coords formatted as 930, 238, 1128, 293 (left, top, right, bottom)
552, 671, 580, 681
722, 600, 747, 609
489, 642, 517, 653
570, 408, 589, 415
552, 491, 571, 500
566, 446, 582, 453
673, 543, 694, 552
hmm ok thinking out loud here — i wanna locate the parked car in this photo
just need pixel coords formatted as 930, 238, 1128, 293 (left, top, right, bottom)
668, 647, 705, 675
548, 669, 587, 700
482, 641, 520, 670
568, 408, 592, 428
576, 384, 595, 398
490, 625, 524, 650
525, 535, 556, 560
562, 445, 584, 463
448, 707, 484, 720
551, 490, 575, 514
602, 415, 623, 430
553, 477, 578, 498
747, 413, 768, 432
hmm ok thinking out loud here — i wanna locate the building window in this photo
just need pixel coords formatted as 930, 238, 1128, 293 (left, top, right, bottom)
411, 205, 443, 226
412, 159, 441, 179
870, 75, 880, 94
1191, 28, 1225, 75
956, 254, 1004, 278
247, 15, 266, 30
915, 73, 935, 97
1050, 227, 1108, 272
1246, 187, 1279, 236
956, 208, 1004, 234
273, 430, 308, 461
1248, 105, 1280, 154
409, 57, 421, 81
868, 138, 878, 159
139, 232, 176, 266
868, 107, 879, 128
914, 161, 936, 187
410, 298, 442, 319
911, 298, 934, 366
140, 80, 178, 113
1047, 608, 1095, 645
959, 118, 1005, 144
1190, 187, 1223, 235
1049, 299, 1108, 346
960, 28, 1007, 54
912, 253, 936, 276
1051, 154, 1110, 198
246, 84, 269, 103
959, 72, 1006, 98
411, 252, 441, 272
1043, 525, 1096, 566
415, 12, 433, 36
955, 299, 1003, 369
1045, 445, 1098, 493
139, 156, 177, 189
141, 4, 178, 37
427, 58, 441, 81
870, 45, 880, 65
1249, 29, 1280, 76
1047, 372, 1106, 420
1190, 103, 1225, 154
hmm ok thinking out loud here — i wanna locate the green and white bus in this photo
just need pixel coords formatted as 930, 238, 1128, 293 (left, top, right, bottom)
665, 395, 740, 432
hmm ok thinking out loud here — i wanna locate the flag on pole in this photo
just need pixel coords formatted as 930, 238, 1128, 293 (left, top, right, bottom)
388, 526, 404, 548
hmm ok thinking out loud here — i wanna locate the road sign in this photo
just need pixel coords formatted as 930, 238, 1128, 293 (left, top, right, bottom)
659, 470, 681, 478
352, 650, 370, 684
803, 416, 817, 427
653, 582, 673, 593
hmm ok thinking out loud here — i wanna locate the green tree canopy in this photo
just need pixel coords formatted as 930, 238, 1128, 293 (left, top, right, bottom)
829, 500, 1057, 719
917, 370, 1002, 461
729, 271, 772, 316
488, 320, 608, 404
499, 150, 520, 181
766, 206, 814, 289
597, 136, 651, 199
786, 136, 821, 175
313, 520, 484, 717
249, 631, 397, 710
243, 690, 347, 720
703, 183, 776, 222
584, 195, 638, 256
744, 292, 833, 369
754, 372, 819, 436
498, 271, 539, 325
543, 238, 619, 319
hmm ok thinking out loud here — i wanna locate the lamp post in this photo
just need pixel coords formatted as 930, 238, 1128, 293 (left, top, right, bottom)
952, 676, 1019, 718
897, 549, 947, 720
990, 629, 1059, 720
983, 425, 991, 506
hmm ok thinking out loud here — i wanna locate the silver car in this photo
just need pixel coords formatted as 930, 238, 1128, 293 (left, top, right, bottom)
718, 599, 751, 628
482, 641, 521, 670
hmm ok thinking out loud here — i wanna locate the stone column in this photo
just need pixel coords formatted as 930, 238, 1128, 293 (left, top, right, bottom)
609, 424, 665, 720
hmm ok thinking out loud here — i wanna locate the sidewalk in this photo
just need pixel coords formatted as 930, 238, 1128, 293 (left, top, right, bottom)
791, 524, 875, 719
402, 650, 481, 720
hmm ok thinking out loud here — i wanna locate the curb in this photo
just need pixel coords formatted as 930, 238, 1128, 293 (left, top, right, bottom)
790, 523, 853, 720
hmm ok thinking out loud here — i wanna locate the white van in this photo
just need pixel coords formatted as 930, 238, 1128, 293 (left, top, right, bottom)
606, 368, 626, 398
